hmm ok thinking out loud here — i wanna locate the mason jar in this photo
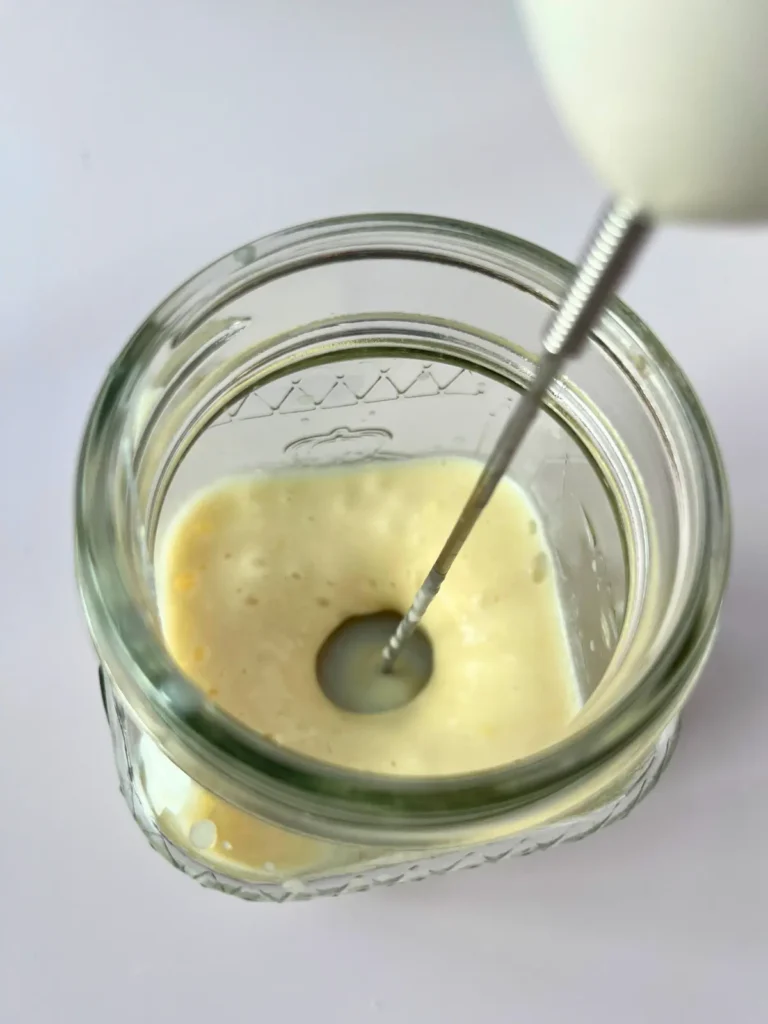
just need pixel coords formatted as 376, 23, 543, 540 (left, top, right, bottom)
75, 214, 729, 901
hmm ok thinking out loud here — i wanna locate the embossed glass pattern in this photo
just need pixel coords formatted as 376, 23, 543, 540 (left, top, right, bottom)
76, 215, 729, 900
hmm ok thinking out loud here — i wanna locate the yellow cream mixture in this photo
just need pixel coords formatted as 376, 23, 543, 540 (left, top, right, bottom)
149, 458, 580, 874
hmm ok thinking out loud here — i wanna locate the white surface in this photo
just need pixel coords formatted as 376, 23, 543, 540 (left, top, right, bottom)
1, 2, 766, 1022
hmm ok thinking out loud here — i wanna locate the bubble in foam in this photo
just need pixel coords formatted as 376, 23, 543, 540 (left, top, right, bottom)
190, 518, 214, 537
531, 551, 548, 584
233, 549, 269, 583
370, 513, 392, 536
189, 819, 217, 850
172, 570, 198, 594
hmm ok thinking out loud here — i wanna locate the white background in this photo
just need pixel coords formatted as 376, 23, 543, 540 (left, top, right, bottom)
1, 1, 766, 1021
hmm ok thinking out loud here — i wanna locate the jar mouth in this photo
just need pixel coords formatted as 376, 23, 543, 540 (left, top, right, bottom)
75, 213, 730, 843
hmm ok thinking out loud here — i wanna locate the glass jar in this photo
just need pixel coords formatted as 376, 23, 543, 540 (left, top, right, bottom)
75, 214, 729, 901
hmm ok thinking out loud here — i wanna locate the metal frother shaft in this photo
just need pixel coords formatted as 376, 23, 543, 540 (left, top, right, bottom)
380, 198, 652, 673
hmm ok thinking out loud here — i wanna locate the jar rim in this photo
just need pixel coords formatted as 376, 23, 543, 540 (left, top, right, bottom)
75, 212, 731, 843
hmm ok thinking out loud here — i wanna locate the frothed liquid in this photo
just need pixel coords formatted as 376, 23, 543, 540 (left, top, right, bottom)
148, 458, 579, 873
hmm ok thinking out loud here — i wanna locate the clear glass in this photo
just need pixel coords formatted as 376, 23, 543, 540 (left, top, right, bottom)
76, 214, 729, 900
